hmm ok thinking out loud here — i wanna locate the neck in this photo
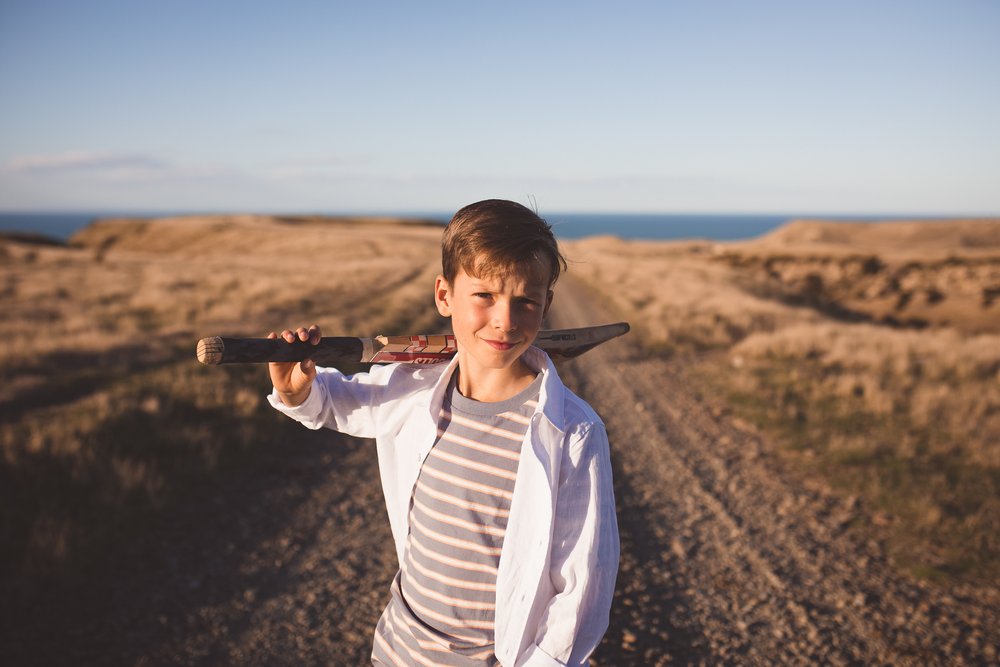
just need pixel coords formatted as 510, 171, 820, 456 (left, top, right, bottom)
455, 356, 538, 403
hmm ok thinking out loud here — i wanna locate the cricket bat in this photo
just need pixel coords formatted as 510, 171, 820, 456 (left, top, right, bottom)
196, 322, 629, 366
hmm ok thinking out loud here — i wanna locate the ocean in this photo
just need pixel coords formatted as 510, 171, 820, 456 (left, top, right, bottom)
546, 213, 793, 240
0, 211, 954, 243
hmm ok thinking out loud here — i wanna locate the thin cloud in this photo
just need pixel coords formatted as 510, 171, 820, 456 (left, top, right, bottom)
5, 151, 170, 173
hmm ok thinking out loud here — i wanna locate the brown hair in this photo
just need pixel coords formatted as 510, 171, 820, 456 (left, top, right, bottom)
441, 199, 567, 287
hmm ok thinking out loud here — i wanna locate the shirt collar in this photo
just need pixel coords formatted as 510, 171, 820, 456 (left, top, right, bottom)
427, 346, 566, 433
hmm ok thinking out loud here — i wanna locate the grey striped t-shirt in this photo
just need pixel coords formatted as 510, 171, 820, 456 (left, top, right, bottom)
371, 372, 542, 666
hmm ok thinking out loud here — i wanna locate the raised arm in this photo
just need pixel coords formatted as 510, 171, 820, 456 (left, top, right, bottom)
267, 324, 322, 407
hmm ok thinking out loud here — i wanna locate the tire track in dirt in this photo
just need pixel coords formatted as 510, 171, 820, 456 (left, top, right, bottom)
549, 275, 999, 666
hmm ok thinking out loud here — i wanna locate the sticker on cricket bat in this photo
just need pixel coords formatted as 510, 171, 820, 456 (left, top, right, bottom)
368, 334, 459, 363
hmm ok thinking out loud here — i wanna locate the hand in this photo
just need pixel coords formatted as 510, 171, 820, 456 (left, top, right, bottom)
267, 325, 322, 407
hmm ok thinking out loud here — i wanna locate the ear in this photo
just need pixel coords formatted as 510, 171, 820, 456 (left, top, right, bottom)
434, 275, 453, 317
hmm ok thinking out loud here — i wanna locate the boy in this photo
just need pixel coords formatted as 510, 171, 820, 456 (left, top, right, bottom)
267, 200, 619, 666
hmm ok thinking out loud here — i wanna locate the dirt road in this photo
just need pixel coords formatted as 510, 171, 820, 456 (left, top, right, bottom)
550, 276, 999, 665
4, 277, 997, 666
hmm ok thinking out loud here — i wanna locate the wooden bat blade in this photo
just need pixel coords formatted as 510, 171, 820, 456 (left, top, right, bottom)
534, 321, 631, 360
195, 322, 630, 366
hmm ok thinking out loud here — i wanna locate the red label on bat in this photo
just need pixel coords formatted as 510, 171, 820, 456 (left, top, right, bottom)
369, 334, 458, 363
368, 351, 454, 364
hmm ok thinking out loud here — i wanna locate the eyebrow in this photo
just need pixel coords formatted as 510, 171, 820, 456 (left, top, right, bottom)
468, 280, 545, 298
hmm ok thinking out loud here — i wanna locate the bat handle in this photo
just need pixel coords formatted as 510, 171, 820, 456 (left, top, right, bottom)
196, 336, 365, 365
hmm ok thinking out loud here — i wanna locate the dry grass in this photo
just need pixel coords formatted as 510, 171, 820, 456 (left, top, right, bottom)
564, 219, 1000, 583
5, 213, 999, 587
1, 215, 446, 577
722, 323, 1000, 581
564, 236, 824, 351
742, 218, 1000, 260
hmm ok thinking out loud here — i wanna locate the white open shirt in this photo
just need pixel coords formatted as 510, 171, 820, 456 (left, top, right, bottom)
269, 346, 620, 666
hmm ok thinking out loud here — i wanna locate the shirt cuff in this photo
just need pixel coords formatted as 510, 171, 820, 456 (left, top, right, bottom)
266, 379, 322, 419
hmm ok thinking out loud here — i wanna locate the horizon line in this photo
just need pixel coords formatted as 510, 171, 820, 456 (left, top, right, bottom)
2, 208, 999, 219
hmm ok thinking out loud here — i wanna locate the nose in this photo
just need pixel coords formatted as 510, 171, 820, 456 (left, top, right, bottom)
492, 301, 516, 333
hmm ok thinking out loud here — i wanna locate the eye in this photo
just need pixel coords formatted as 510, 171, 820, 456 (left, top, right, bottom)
473, 292, 493, 300
515, 297, 540, 308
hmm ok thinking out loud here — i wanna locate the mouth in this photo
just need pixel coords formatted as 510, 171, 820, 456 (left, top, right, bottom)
483, 339, 519, 351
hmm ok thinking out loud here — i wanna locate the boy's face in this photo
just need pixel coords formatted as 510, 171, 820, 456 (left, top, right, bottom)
434, 258, 553, 378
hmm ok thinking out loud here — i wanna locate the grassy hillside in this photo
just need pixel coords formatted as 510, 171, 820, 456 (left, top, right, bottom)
564, 219, 1000, 583
1, 215, 446, 580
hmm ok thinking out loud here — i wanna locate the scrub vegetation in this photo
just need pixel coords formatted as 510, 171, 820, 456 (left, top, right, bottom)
3, 215, 998, 664
1, 215, 447, 579
565, 219, 1000, 584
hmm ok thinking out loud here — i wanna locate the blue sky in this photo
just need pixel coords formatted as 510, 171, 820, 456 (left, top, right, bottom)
1, 1, 998, 214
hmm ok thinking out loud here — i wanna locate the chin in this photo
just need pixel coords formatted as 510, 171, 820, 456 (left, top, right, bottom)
478, 347, 524, 368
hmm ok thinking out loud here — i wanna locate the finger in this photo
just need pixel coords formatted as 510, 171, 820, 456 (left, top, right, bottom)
282, 329, 296, 343
308, 324, 321, 345
296, 327, 310, 342
267, 331, 276, 339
